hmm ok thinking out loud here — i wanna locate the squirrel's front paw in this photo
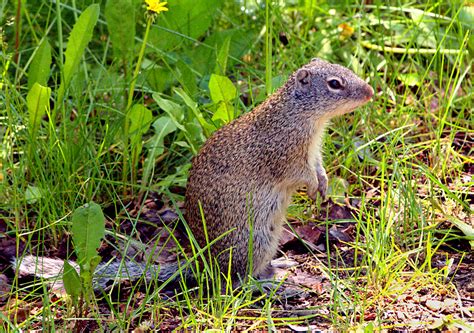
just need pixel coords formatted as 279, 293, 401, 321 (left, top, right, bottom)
307, 185, 318, 202
316, 167, 328, 198
307, 167, 328, 201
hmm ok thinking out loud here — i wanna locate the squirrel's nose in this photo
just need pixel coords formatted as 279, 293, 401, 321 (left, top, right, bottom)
364, 84, 374, 101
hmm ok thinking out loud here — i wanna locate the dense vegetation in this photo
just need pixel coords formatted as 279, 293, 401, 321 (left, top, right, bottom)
0, 0, 472, 331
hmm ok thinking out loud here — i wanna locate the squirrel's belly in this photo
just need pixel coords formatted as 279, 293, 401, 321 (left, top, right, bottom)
307, 117, 329, 169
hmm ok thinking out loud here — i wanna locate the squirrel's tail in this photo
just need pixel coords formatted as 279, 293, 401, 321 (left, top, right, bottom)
13, 255, 191, 291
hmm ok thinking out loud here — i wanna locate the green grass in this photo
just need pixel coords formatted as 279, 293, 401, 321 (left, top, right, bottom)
1, 0, 472, 331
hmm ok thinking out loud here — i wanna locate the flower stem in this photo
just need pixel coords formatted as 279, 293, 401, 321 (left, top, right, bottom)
122, 17, 153, 191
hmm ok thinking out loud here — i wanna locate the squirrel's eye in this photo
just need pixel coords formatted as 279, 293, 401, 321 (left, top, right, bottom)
328, 79, 343, 90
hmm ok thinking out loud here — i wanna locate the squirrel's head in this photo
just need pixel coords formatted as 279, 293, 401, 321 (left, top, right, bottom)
291, 58, 374, 117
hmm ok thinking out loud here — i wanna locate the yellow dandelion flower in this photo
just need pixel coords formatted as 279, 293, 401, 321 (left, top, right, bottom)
145, 0, 168, 14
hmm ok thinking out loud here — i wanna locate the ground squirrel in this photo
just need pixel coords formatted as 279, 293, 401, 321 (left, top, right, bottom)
185, 57, 373, 284
14, 58, 373, 290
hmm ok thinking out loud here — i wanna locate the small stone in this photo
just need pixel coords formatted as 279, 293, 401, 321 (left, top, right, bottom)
443, 298, 458, 312
425, 299, 443, 311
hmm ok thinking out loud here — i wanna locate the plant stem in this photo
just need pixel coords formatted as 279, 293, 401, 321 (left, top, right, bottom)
265, 0, 272, 96
122, 17, 153, 191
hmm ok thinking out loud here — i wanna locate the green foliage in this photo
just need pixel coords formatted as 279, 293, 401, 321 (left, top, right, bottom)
27, 40, 51, 90
458, 5, 474, 53
141, 116, 177, 191
152, 91, 206, 154
56, 4, 100, 107
63, 260, 81, 305
71, 202, 105, 267
214, 36, 231, 75
149, 0, 222, 51
26, 83, 51, 137
2, 0, 472, 330
69, 202, 105, 302
127, 104, 153, 179
209, 74, 237, 124
104, 0, 136, 64
175, 88, 215, 137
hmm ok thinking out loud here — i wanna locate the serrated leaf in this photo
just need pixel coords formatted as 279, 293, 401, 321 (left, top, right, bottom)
71, 202, 105, 266
105, 0, 135, 61
28, 40, 51, 89
26, 83, 51, 136
57, 4, 100, 102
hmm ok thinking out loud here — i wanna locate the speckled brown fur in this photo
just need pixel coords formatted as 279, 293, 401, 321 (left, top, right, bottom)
185, 58, 374, 284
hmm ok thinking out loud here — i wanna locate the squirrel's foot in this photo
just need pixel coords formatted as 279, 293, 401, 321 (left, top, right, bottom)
315, 166, 328, 198
249, 279, 310, 301
307, 172, 327, 201
307, 183, 319, 202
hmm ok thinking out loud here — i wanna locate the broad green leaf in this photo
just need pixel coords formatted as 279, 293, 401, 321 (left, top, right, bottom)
26, 82, 51, 136
63, 260, 81, 303
127, 104, 153, 148
184, 121, 205, 150
127, 104, 153, 166
175, 88, 215, 136
152, 93, 187, 131
71, 202, 105, 266
459, 5, 474, 53
398, 73, 421, 87
28, 40, 51, 89
105, 0, 135, 62
459, 5, 474, 29
153, 94, 184, 120
209, 74, 236, 102
189, 29, 255, 75
209, 74, 236, 123
25, 185, 45, 204
142, 116, 177, 189
174, 88, 198, 112
176, 60, 197, 97
212, 103, 234, 124
146, 65, 173, 93
149, 0, 221, 51
448, 216, 474, 249
147, 116, 177, 159
57, 4, 100, 102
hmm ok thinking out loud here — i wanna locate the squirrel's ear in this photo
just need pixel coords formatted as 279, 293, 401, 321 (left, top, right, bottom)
295, 68, 311, 92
